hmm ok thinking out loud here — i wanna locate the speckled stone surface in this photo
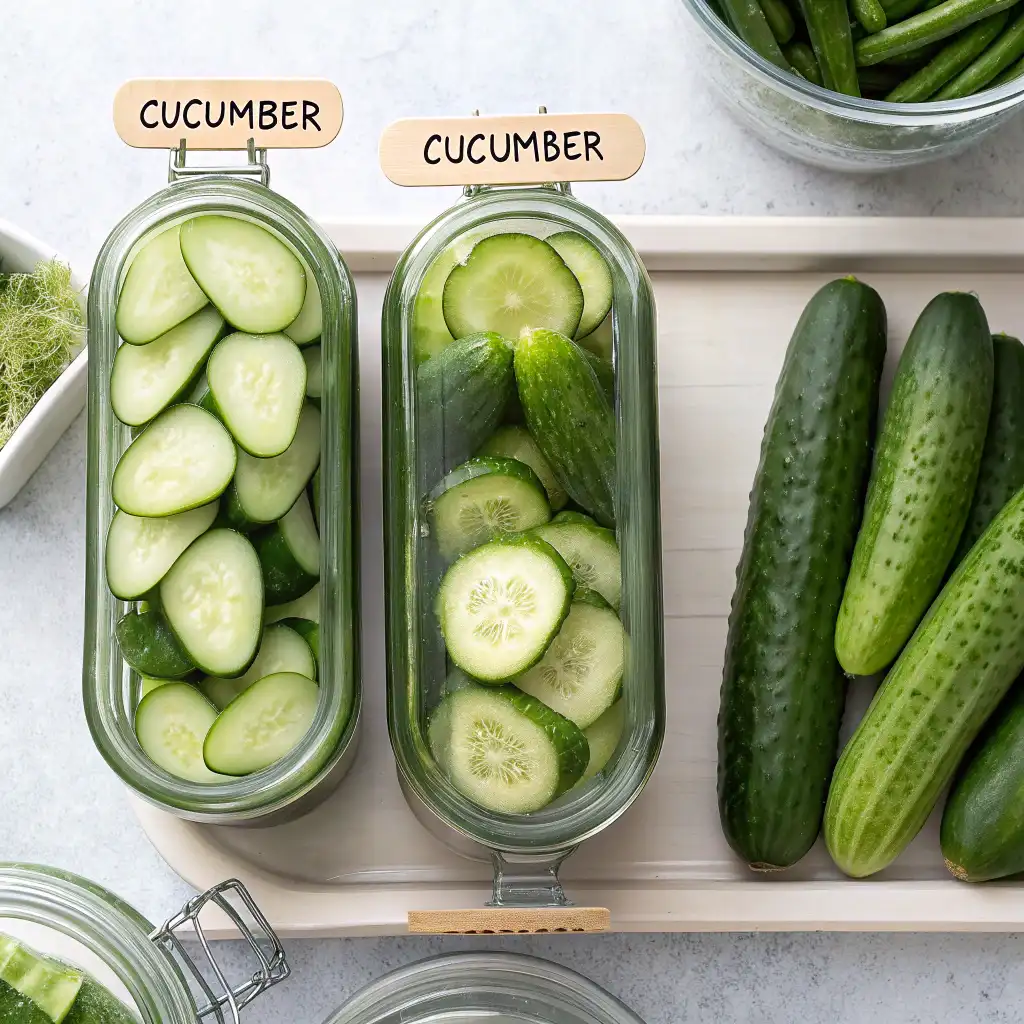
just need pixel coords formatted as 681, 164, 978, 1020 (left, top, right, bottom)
3, 1, 1024, 1022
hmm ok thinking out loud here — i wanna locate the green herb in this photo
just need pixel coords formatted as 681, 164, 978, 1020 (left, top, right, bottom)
0, 260, 83, 448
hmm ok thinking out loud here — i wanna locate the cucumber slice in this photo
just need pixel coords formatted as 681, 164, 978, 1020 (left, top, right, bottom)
139, 675, 174, 698
0, 938, 82, 1023
581, 699, 624, 782
283, 262, 322, 345
277, 617, 319, 661
412, 231, 484, 363
303, 345, 322, 399
112, 404, 236, 517
442, 233, 584, 343
159, 529, 263, 677
551, 510, 596, 526
265, 582, 320, 624
437, 536, 574, 682
116, 225, 208, 345
134, 682, 228, 783
428, 685, 589, 814
546, 232, 614, 340
254, 492, 320, 604
105, 501, 218, 600
115, 608, 195, 679
530, 521, 621, 611
577, 310, 613, 360
231, 403, 321, 524
477, 425, 568, 511
179, 215, 306, 334
430, 457, 551, 561
573, 587, 611, 609
110, 306, 225, 426
199, 622, 316, 710
514, 601, 625, 728
203, 671, 319, 775
206, 332, 307, 457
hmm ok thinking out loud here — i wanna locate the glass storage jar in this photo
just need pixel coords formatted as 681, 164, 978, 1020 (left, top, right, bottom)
84, 168, 360, 826
0, 863, 287, 1024
680, 0, 1024, 170
324, 952, 646, 1024
382, 183, 664, 907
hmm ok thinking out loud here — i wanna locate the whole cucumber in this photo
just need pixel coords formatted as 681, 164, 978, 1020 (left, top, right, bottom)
826, 487, 1024, 877
835, 293, 993, 678
799, 0, 862, 95
718, 278, 887, 870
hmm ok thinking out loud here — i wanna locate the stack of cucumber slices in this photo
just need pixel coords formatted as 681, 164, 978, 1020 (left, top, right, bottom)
106, 215, 329, 784
414, 228, 627, 816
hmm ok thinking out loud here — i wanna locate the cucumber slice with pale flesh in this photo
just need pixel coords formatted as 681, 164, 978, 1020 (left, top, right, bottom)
231, 403, 321, 524
255, 492, 320, 604
437, 536, 574, 682
134, 682, 229, 783
179, 215, 306, 334
577, 309, 614, 359
581, 699, 624, 782
105, 501, 218, 600
412, 231, 484, 363
283, 261, 322, 345
159, 529, 263, 677
442, 233, 584, 343
139, 675, 174, 698
430, 456, 551, 560
477, 425, 568, 510
0, 937, 83, 1023
552, 510, 596, 525
278, 617, 319, 661
110, 305, 225, 426
112, 404, 236, 517
428, 685, 589, 814
546, 232, 614, 340
200, 622, 316, 710
303, 345, 322, 399
116, 225, 209, 345
265, 583, 320, 625
531, 520, 621, 611
206, 332, 307, 457
514, 601, 625, 728
204, 671, 319, 775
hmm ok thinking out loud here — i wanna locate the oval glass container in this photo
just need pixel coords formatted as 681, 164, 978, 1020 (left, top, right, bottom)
382, 184, 664, 897
0, 863, 287, 1024
324, 952, 646, 1024
84, 176, 360, 825
680, 0, 1024, 171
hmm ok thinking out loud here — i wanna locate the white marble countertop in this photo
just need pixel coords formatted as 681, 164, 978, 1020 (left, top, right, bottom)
2, 1, 1024, 1022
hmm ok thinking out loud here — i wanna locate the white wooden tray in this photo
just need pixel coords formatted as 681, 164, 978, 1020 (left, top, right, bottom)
133, 216, 1024, 935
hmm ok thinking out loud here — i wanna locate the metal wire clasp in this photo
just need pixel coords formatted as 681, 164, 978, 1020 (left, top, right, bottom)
168, 138, 271, 187
149, 879, 289, 1024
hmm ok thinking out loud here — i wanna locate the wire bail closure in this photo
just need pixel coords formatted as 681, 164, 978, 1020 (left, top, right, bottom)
168, 137, 271, 187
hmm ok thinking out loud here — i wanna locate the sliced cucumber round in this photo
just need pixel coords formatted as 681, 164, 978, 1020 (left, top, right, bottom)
277, 617, 319, 662
430, 456, 551, 561
514, 601, 624, 728
546, 232, 614, 340
442, 233, 584, 343
206, 332, 307, 457
105, 501, 218, 600
139, 675, 175, 698
255, 492, 320, 605
204, 671, 319, 775
283, 261, 322, 345
437, 535, 574, 682
112, 404, 236, 517
115, 608, 195, 679
551, 510, 596, 526
303, 345, 322, 400
159, 529, 263, 677
179, 215, 306, 334
581, 699, 624, 782
111, 305, 225, 426
428, 684, 589, 814
265, 583, 320, 625
530, 520, 621, 611
134, 682, 229, 783
477, 425, 568, 511
576, 309, 614, 359
116, 225, 209, 345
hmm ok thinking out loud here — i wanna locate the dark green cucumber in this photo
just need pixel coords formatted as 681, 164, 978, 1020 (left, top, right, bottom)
718, 278, 887, 870
825, 487, 1024, 878
785, 41, 825, 84
835, 293, 993, 677
760, 0, 797, 42
720, 0, 793, 68
950, 335, 1024, 567
799, 0, 862, 95
933, 7, 1024, 97
115, 607, 195, 679
514, 329, 616, 527
940, 679, 1024, 881
852, 0, 888, 33
582, 349, 615, 404
989, 50, 1024, 85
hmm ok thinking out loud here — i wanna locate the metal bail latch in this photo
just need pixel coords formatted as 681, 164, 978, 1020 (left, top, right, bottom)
149, 878, 289, 1023
168, 137, 271, 188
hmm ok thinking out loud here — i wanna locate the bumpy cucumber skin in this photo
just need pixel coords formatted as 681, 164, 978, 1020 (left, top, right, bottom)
115, 608, 195, 679
835, 293, 993, 678
718, 278, 887, 870
514, 329, 616, 527
950, 335, 1024, 568
826, 489, 1024, 878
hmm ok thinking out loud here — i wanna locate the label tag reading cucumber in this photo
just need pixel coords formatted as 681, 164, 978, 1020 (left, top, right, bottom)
114, 79, 343, 149
379, 112, 645, 186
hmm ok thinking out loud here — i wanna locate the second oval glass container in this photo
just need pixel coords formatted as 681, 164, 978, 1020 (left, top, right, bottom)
382, 184, 664, 893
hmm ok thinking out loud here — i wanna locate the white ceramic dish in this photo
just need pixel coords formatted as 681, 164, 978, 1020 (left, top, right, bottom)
0, 219, 87, 509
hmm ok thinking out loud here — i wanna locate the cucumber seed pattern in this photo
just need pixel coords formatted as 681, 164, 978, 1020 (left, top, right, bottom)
459, 496, 521, 538
469, 575, 536, 645
466, 715, 536, 785
539, 631, 599, 698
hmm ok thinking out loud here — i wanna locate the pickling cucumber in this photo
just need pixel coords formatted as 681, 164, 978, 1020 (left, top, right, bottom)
719, 278, 887, 870
115, 607, 195, 679
283, 262, 322, 345
477, 424, 569, 511
581, 699, 625, 782
799, 0, 861, 95
135, 683, 228, 783
825, 486, 1024, 878
412, 231, 484, 363
835, 293, 993, 677
254, 491, 320, 604
531, 519, 621, 610
546, 232, 614, 339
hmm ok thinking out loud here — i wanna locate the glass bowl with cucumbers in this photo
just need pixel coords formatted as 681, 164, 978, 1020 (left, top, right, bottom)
680, 0, 1024, 168
381, 183, 664, 896
83, 175, 359, 825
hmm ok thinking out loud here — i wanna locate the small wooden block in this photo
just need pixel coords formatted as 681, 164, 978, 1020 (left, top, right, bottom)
407, 907, 611, 935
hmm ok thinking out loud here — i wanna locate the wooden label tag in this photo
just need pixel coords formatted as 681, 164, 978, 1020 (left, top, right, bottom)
114, 79, 343, 150
380, 113, 645, 187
